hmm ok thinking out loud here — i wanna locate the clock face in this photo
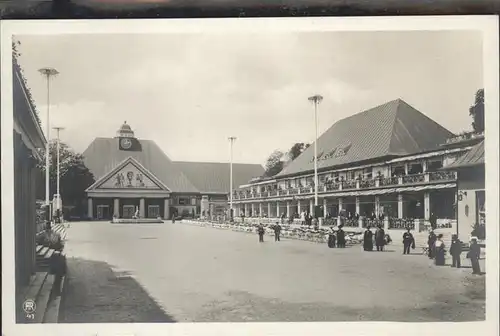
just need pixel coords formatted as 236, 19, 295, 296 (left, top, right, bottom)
120, 138, 132, 149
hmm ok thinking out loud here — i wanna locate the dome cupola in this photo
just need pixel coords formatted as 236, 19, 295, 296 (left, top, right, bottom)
116, 121, 135, 138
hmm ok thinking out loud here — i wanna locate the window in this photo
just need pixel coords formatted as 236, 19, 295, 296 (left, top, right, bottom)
178, 197, 189, 205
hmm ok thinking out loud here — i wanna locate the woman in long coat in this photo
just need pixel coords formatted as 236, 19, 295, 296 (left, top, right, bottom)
337, 226, 346, 248
434, 234, 446, 266
363, 226, 374, 251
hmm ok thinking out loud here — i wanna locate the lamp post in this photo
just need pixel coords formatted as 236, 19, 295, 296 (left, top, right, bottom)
228, 137, 237, 221
53, 126, 64, 220
308, 94, 323, 218
39, 67, 59, 226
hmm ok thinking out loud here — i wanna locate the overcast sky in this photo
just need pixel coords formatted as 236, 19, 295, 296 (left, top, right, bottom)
16, 31, 483, 165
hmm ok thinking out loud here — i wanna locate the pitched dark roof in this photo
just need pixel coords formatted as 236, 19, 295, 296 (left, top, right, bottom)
277, 99, 454, 177
444, 140, 484, 169
82, 137, 199, 193
172, 161, 265, 193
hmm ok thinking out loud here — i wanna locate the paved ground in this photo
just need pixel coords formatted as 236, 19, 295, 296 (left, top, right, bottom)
61, 221, 485, 323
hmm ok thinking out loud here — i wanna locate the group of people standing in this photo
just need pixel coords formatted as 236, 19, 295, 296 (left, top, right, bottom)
427, 230, 482, 274
327, 225, 346, 248
362, 225, 388, 251
257, 222, 282, 243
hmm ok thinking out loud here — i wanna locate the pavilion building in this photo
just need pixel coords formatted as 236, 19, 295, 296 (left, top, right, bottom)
83, 123, 264, 220
231, 98, 485, 241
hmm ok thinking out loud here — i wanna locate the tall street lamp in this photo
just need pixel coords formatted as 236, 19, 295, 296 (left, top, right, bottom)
228, 136, 237, 221
53, 126, 64, 221
39, 67, 59, 225
308, 94, 323, 218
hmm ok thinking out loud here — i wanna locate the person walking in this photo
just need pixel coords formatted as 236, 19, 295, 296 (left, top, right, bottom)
327, 228, 337, 248
467, 237, 482, 275
427, 229, 437, 259
257, 223, 265, 243
375, 225, 386, 251
402, 228, 415, 255
449, 234, 463, 268
273, 222, 282, 242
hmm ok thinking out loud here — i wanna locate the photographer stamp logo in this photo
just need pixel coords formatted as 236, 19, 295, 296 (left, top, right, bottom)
23, 299, 36, 319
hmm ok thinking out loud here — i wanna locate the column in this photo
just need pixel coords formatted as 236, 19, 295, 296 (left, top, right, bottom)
114, 198, 120, 218
88, 198, 93, 219
268, 202, 271, 217
338, 198, 343, 212
244, 203, 249, 216
309, 199, 314, 214
140, 198, 145, 218
251, 203, 255, 217
404, 162, 409, 175
355, 196, 360, 215
297, 200, 302, 214
259, 203, 263, 217
424, 192, 430, 220
277, 201, 280, 217
287, 201, 291, 217
323, 198, 327, 218
164, 198, 170, 219
398, 193, 404, 218
422, 160, 428, 172
375, 196, 380, 217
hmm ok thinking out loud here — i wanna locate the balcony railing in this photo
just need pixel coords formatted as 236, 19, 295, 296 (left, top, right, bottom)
402, 173, 425, 184
388, 218, 415, 230
342, 180, 357, 190
232, 171, 457, 200
344, 219, 359, 227
363, 219, 383, 228
379, 176, 398, 186
429, 171, 456, 182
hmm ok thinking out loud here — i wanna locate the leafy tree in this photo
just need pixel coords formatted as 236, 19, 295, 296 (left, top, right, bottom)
12, 38, 42, 127
288, 142, 310, 161
264, 150, 285, 177
469, 88, 484, 133
37, 141, 95, 216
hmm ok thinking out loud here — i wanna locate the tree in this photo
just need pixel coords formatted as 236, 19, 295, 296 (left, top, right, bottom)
288, 142, 311, 161
469, 88, 484, 133
264, 150, 285, 177
37, 141, 95, 216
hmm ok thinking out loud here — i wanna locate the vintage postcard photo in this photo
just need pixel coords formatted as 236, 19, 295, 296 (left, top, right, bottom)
1, 17, 499, 336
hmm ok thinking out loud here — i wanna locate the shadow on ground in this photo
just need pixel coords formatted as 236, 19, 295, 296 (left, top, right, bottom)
61, 258, 176, 323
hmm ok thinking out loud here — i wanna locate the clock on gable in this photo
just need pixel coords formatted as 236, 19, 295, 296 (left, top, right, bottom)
120, 138, 132, 150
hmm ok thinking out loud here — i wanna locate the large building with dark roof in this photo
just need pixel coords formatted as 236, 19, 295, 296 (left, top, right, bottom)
232, 98, 485, 241
83, 123, 264, 220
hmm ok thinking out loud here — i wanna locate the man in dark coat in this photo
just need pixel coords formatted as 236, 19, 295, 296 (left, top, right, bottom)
363, 226, 374, 251
273, 222, 282, 242
375, 225, 386, 251
430, 212, 437, 230
427, 230, 437, 259
337, 226, 346, 248
402, 228, 415, 255
467, 237, 482, 274
449, 234, 462, 268
257, 224, 265, 243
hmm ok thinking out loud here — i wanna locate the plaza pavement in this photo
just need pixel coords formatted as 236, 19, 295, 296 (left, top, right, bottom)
61, 220, 485, 323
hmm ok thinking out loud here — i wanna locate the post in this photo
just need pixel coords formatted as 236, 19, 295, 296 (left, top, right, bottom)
140, 198, 145, 218
398, 193, 404, 218
39, 68, 59, 209
114, 198, 120, 218
355, 196, 360, 215
287, 201, 291, 217
228, 137, 236, 220
308, 95, 323, 216
53, 126, 64, 217
424, 192, 431, 221
87, 198, 93, 219
164, 198, 170, 220
268, 202, 271, 218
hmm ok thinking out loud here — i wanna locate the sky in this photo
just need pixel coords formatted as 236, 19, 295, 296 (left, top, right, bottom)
16, 30, 483, 166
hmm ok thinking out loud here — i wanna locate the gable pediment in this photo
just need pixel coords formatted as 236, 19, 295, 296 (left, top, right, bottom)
87, 157, 169, 191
